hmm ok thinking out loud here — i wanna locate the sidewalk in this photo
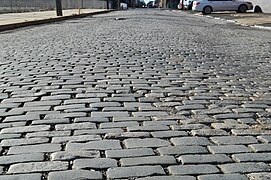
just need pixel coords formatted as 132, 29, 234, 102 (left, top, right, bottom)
194, 11, 271, 30
0, 9, 111, 31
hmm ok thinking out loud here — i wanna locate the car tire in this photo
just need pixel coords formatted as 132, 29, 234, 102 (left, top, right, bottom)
238, 4, 247, 13
202, 6, 212, 14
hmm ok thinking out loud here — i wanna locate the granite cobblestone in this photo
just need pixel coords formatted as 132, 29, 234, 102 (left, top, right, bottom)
0, 9, 270, 179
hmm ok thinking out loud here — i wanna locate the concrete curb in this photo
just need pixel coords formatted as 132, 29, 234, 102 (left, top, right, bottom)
0, 10, 114, 32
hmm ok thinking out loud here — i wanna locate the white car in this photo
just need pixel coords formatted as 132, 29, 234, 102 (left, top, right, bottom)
192, 0, 253, 14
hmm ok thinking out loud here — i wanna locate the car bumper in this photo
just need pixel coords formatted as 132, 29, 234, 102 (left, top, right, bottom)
192, 6, 202, 11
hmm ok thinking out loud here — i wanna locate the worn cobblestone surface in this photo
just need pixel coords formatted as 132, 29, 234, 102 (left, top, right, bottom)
0, 9, 270, 179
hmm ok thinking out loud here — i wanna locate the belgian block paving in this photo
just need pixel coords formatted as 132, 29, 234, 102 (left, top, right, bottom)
0, 9, 270, 179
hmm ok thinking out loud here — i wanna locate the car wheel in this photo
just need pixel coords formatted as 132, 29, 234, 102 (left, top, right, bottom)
202, 6, 212, 14
238, 4, 247, 13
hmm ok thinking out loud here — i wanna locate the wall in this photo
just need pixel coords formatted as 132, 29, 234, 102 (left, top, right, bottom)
0, 0, 107, 13
249, 0, 271, 13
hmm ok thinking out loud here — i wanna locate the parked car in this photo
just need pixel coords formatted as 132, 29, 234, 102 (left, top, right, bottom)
184, 0, 194, 9
192, 0, 253, 14
120, 3, 128, 9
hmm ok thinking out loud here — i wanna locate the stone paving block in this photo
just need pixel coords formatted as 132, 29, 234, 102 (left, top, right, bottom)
249, 144, 271, 153
73, 158, 118, 169
0, 103, 20, 109
237, 118, 257, 124
213, 113, 254, 120
120, 155, 177, 166
154, 102, 183, 107
210, 136, 258, 145
1, 137, 49, 147
143, 120, 178, 126
1, 125, 50, 134
191, 129, 229, 136
124, 138, 171, 148
41, 95, 71, 101
136, 176, 196, 180
64, 98, 100, 105
52, 135, 102, 143
44, 113, 86, 119
171, 137, 212, 146
54, 104, 86, 111
242, 104, 269, 109
0, 153, 44, 165
104, 132, 150, 139
66, 140, 122, 151
0, 134, 21, 140
168, 164, 220, 175
151, 130, 188, 138
32, 118, 70, 125
74, 128, 123, 136
233, 108, 264, 113
132, 111, 168, 117
179, 154, 232, 164
198, 174, 248, 180
139, 106, 168, 111
175, 104, 205, 111
100, 122, 138, 129
74, 117, 109, 123
103, 106, 137, 111
2, 97, 37, 103
231, 129, 271, 136
208, 145, 251, 154
91, 111, 129, 117
171, 124, 210, 130
232, 153, 271, 162
113, 117, 151, 122
65, 107, 99, 113
76, 93, 108, 98
257, 136, 271, 143
106, 148, 155, 158
8, 143, 61, 154
24, 100, 62, 107
157, 145, 208, 155
218, 162, 271, 173
26, 131, 71, 138
48, 170, 103, 180
0, 122, 26, 129
211, 123, 249, 129
107, 165, 166, 179
0, 173, 42, 180
51, 150, 100, 161
124, 102, 152, 107
20, 106, 51, 112
55, 122, 96, 131
104, 96, 136, 102
8, 161, 69, 174
247, 172, 271, 180
90, 102, 121, 108
127, 125, 170, 132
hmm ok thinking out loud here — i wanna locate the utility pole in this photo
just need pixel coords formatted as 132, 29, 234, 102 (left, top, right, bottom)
56, 0, 63, 16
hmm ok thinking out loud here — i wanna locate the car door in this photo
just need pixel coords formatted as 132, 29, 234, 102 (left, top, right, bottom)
210, 0, 232, 11
221, 0, 235, 10
208, 0, 232, 11
207, 0, 221, 11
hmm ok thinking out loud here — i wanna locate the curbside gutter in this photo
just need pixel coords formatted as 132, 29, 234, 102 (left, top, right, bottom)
0, 10, 114, 32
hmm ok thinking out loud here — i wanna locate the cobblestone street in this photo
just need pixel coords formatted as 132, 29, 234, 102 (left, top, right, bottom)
0, 9, 270, 179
